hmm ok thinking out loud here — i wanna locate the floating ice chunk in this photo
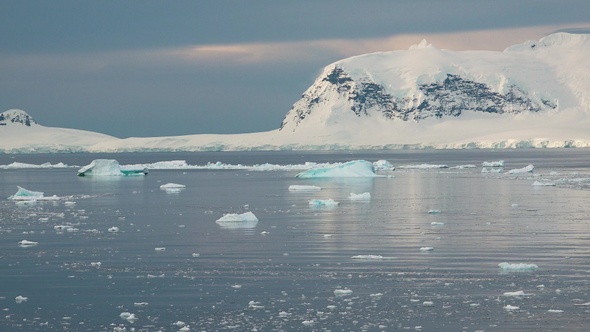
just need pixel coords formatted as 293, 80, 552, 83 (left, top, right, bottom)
248, 300, 264, 309
231, 284, 242, 289
8, 186, 59, 201
423, 301, 434, 307
548, 309, 564, 313
108, 227, 120, 233
302, 320, 315, 326
482, 160, 504, 167
192, 253, 200, 257
334, 289, 353, 297
503, 291, 529, 297
296, 160, 379, 178
498, 262, 539, 271
155, 247, 166, 251
119, 312, 138, 323
147, 274, 165, 278
351, 255, 396, 260
260, 231, 270, 235
398, 164, 448, 169
216, 211, 258, 229
430, 222, 445, 226
78, 159, 147, 176
370, 293, 383, 299
504, 305, 519, 311
15, 295, 28, 303
349, 192, 371, 201
288, 185, 321, 191
373, 160, 395, 171
481, 167, 503, 173
532, 180, 556, 186
309, 199, 339, 207
18, 240, 38, 247
179, 326, 190, 332
90, 262, 102, 267
64, 201, 76, 206
420, 247, 434, 251
450, 164, 477, 169
173, 321, 187, 327
278, 311, 291, 318
508, 164, 534, 174
427, 210, 441, 214
160, 183, 186, 190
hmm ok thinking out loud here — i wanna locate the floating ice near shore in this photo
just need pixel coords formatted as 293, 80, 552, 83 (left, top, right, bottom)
334, 289, 353, 296
8, 186, 59, 201
482, 160, 504, 167
532, 180, 556, 186
18, 240, 38, 247
398, 164, 449, 169
507, 164, 534, 174
296, 160, 379, 178
349, 192, 371, 201
498, 262, 539, 271
78, 159, 147, 176
216, 211, 259, 229
288, 185, 321, 191
309, 199, 339, 207
351, 255, 396, 260
0, 162, 73, 169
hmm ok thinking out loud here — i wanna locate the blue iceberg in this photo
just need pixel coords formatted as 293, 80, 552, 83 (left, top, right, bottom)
295, 160, 379, 178
77, 159, 148, 176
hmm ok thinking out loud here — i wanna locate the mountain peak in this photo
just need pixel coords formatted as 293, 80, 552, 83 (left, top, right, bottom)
0, 109, 38, 127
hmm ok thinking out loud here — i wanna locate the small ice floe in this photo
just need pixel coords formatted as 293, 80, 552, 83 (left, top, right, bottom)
373, 160, 395, 171
548, 309, 564, 313
278, 311, 291, 318
351, 255, 396, 260
370, 293, 384, 299
422, 301, 434, 307
134, 302, 148, 307
64, 201, 76, 207
18, 240, 38, 247
173, 321, 187, 327
288, 185, 321, 191
481, 167, 504, 173
503, 291, 529, 297
504, 305, 519, 311
248, 300, 264, 309
155, 247, 166, 251
147, 274, 165, 278
119, 312, 138, 323
191, 253, 200, 257
499, 262, 539, 272
296, 160, 380, 178
532, 180, 556, 186
507, 164, 534, 174
430, 222, 445, 226
482, 160, 504, 167
334, 289, 353, 297
231, 284, 242, 289
511, 203, 519, 207
308, 199, 339, 207
398, 164, 449, 170
178, 326, 190, 332
108, 227, 120, 233
216, 211, 258, 229
260, 231, 270, 235
427, 209, 441, 214
420, 247, 434, 252
15, 295, 28, 303
160, 183, 185, 193
90, 262, 102, 267
348, 192, 371, 201
8, 186, 60, 201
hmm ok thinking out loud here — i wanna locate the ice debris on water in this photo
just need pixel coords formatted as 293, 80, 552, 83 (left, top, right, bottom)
420, 247, 434, 252
422, 301, 434, 307
427, 209, 441, 214
119, 312, 138, 323
503, 290, 529, 297
507, 164, 534, 174
155, 247, 166, 251
482, 160, 504, 167
334, 289, 353, 297
499, 262, 539, 271
373, 160, 395, 171
398, 164, 448, 169
18, 239, 38, 247
248, 300, 264, 309
309, 199, 339, 207
548, 309, 564, 313
532, 180, 556, 186
288, 185, 322, 192
160, 183, 186, 193
216, 211, 259, 229
430, 222, 445, 226
504, 305, 519, 311
296, 160, 379, 178
348, 192, 371, 201
351, 255, 396, 260
8, 186, 59, 201
15, 295, 28, 303
108, 227, 120, 233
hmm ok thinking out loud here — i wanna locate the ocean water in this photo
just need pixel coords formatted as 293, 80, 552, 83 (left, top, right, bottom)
1, 150, 590, 331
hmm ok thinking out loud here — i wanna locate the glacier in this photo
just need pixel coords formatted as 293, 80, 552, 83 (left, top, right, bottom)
2, 32, 590, 153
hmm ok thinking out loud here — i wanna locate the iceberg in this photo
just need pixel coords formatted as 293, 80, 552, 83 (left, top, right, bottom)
309, 199, 339, 207
498, 262, 539, 271
216, 211, 259, 229
77, 159, 148, 176
507, 164, 534, 174
8, 186, 59, 201
288, 185, 322, 191
348, 192, 371, 201
373, 160, 395, 171
295, 160, 378, 178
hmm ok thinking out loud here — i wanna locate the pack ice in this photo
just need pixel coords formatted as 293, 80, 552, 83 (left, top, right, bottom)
295, 160, 379, 178
77, 159, 148, 176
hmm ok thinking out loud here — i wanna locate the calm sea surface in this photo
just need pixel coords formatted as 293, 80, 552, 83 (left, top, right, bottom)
1, 150, 590, 331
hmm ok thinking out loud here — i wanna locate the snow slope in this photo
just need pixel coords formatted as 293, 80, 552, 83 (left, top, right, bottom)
2, 32, 590, 153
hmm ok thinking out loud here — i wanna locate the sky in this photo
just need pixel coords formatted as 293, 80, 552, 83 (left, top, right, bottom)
1, 0, 589, 138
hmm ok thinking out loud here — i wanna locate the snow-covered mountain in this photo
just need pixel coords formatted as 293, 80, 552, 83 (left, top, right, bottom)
0, 109, 117, 153
3, 32, 590, 153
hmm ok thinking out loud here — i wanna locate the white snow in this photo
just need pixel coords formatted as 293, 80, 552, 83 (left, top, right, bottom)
507, 164, 534, 174
348, 192, 371, 201
498, 262, 539, 271
296, 160, 378, 178
308, 199, 340, 207
288, 185, 321, 191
